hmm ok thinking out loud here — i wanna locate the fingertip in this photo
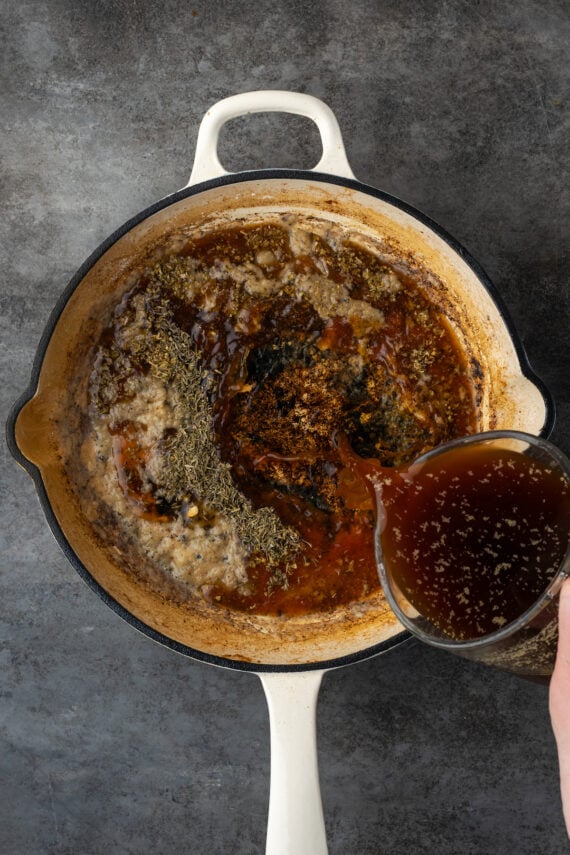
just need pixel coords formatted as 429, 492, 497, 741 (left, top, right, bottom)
559, 577, 570, 617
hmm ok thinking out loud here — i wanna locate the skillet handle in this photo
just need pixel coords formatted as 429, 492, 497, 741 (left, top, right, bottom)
187, 90, 356, 186
259, 670, 328, 855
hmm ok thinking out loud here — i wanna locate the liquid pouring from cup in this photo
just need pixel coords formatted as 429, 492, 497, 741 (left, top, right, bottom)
362, 431, 570, 679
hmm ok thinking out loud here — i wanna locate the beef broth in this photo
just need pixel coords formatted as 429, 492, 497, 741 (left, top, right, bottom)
378, 442, 570, 640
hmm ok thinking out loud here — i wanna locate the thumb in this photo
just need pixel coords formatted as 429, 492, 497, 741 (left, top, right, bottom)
555, 578, 570, 671
550, 577, 570, 837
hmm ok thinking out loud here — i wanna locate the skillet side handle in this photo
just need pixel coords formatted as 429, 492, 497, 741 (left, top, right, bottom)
187, 90, 356, 186
259, 670, 328, 855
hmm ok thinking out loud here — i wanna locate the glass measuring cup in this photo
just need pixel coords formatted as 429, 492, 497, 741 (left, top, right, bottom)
374, 431, 570, 679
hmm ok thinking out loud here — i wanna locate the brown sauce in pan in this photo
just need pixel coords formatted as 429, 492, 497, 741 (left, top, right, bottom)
87, 218, 478, 615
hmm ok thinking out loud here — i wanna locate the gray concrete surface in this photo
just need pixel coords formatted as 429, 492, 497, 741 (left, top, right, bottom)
2, 1, 569, 853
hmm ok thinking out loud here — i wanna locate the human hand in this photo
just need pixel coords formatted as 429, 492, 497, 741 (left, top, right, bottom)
550, 577, 570, 836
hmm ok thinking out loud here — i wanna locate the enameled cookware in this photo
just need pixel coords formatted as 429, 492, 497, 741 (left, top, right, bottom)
7, 91, 553, 854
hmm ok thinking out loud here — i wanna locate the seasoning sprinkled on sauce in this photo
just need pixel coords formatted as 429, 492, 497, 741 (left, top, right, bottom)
85, 217, 479, 616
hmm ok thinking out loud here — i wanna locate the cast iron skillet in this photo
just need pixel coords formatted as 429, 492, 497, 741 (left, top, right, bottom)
7, 92, 554, 855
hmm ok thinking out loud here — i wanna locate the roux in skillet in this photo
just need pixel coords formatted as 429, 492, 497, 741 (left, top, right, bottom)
82, 216, 478, 615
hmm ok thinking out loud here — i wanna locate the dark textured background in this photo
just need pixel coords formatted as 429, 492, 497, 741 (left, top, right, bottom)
2, 1, 569, 853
